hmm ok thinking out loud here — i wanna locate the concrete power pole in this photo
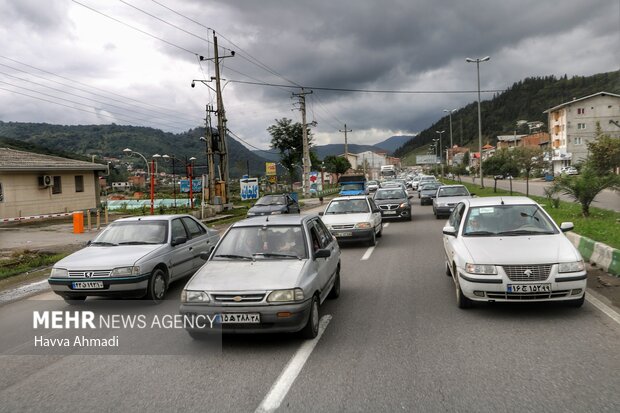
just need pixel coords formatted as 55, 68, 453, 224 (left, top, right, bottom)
213, 32, 230, 204
204, 104, 217, 204
293, 89, 312, 197
339, 124, 352, 158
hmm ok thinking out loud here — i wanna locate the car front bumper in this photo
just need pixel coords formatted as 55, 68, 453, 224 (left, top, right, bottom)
434, 205, 455, 216
179, 300, 312, 334
48, 274, 150, 298
380, 208, 410, 219
457, 269, 587, 302
330, 228, 375, 242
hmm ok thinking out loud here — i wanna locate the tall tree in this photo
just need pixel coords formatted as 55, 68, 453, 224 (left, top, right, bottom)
512, 146, 544, 196
267, 118, 313, 183
587, 123, 620, 174
323, 155, 351, 177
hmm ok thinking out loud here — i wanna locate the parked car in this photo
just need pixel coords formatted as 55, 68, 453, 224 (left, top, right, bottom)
367, 180, 380, 192
373, 187, 413, 221
432, 185, 473, 219
442, 197, 586, 308
48, 215, 220, 304
246, 194, 300, 217
319, 195, 382, 246
418, 182, 442, 205
180, 214, 341, 339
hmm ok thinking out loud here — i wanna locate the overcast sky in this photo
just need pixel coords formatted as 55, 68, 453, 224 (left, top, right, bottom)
0, 0, 618, 150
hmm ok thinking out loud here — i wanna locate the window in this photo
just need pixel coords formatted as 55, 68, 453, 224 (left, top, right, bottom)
577, 108, 585, 114
75, 175, 84, 192
181, 217, 206, 239
577, 123, 586, 130
52, 176, 62, 194
312, 219, 332, 248
171, 219, 188, 240
574, 137, 583, 145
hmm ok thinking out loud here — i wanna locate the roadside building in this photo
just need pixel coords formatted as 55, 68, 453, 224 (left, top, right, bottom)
0, 148, 106, 220
544, 91, 620, 174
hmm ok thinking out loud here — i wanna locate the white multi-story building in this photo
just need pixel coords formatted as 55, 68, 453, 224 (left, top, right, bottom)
544, 92, 620, 174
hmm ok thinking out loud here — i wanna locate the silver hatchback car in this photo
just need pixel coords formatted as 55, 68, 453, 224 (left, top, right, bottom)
48, 214, 220, 304
180, 214, 341, 339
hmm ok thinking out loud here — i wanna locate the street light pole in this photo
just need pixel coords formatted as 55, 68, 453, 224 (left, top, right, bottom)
466, 56, 490, 188
435, 130, 445, 176
162, 155, 177, 208
443, 109, 456, 164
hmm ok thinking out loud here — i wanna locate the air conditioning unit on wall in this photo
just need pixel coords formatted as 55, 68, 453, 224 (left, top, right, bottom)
39, 175, 53, 188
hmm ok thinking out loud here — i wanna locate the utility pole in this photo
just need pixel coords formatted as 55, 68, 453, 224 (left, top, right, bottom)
292, 88, 313, 197
212, 32, 230, 204
204, 105, 217, 204
339, 124, 352, 159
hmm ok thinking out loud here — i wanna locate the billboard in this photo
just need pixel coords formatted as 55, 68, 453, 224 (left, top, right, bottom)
179, 179, 202, 193
240, 178, 259, 200
265, 162, 277, 176
416, 155, 439, 165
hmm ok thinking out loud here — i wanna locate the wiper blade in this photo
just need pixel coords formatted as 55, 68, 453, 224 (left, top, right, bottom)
497, 230, 553, 236
214, 254, 254, 260
464, 231, 496, 236
117, 241, 153, 245
90, 241, 118, 246
253, 252, 300, 259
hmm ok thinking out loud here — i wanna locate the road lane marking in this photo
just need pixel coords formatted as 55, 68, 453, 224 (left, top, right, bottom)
586, 294, 620, 326
255, 315, 332, 413
384, 223, 390, 228
361, 243, 377, 260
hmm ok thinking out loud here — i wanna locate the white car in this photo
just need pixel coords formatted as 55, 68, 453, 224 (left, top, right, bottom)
319, 195, 382, 246
442, 197, 587, 309
560, 166, 579, 175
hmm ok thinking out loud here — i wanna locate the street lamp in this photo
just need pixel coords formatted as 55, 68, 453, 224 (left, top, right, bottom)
435, 130, 445, 165
443, 109, 457, 164
162, 154, 178, 208
188, 156, 196, 209
466, 55, 490, 188
124, 148, 157, 214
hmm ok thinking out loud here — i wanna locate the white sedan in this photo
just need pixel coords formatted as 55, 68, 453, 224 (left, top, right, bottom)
442, 197, 587, 308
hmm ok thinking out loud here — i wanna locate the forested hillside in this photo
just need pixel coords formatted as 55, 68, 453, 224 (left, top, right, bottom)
394, 71, 620, 159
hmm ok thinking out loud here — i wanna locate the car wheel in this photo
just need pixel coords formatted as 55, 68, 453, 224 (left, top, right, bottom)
566, 292, 585, 308
376, 223, 383, 238
300, 296, 320, 339
446, 262, 452, 277
455, 279, 473, 309
328, 270, 340, 299
368, 229, 376, 246
435, 213, 442, 220
407, 212, 412, 221
63, 296, 86, 305
146, 268, 168, 303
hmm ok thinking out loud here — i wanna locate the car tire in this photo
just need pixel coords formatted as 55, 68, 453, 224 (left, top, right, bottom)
376, 223, 383, 238
407, 212, 412, 221
456, 279, 473, 309
146, 268, 168, 303
328, 270, 340, 299
300, 296, 320, 339
435, 213, 442, 220
566, 293, 585, 308
368, 229, 377, 246
446, 262, 452, 277
63, 296, 86, 305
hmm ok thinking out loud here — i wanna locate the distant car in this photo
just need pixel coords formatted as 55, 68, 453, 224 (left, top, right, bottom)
381, 181, 407, 192
48, 215, 220, 304
367, 180, 380, 192
418, 182, 442, 205
432, 184, 473, 219
417, 176, 438, 190
247, 194, 300, 217
373, 187, 413, 221
442, 197, 586, 309
559, 166, 579, 175
180, 214, 341, 339
319, 195, 383, 246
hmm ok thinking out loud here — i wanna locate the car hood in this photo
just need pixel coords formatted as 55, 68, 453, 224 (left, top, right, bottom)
462, 234, 580, 265
187, 259, 308, 291
321, 213, 372, 226
420, 190, 437, 196
248, 204, 286, 214
54, 245, 164, 270
435, 195, 471, 205
373, 198, 406, 205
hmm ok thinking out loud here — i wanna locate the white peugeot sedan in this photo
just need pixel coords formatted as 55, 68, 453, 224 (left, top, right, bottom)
442, 197, 587, 308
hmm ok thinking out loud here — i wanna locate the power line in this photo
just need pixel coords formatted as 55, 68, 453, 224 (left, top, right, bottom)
227, 129, 280, 155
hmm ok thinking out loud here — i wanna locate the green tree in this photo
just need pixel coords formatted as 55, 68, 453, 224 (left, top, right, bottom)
323, 155, 351, 177
512, 146, 544, 196
267, 118, 313, 183
587, 123, 620, 174
462, 151, 471, 173
552, 164, 620, 217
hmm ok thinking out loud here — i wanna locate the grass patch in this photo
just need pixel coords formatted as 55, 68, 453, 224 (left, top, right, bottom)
0, 251, 68, 280
442, 179, 620, 249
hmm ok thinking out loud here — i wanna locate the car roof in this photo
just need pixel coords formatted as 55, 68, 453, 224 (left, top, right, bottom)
114, 214, 192, 223
331, 195, 369, 201
464, 196, 537, 207
232, 214, 315, 227
438, 184, 465, 189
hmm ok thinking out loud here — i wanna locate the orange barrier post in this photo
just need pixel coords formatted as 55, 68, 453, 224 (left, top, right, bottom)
73, 211, 84, 234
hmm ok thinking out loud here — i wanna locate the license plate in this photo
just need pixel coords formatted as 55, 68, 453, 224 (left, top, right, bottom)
72, 281, 104, 289
507, 284, 551, 293
334, 232, 352, 237
383, 211, 397, 215
217, 313, 260, 324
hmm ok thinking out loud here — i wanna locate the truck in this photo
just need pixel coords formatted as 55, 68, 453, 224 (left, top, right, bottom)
380, 165, 397, 179
338, 174, 368, 196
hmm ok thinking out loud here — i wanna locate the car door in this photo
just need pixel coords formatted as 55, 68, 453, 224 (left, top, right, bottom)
180, 216, 215, 272
308, 219, 332, 301
443, 202, 466, 275
169, 218, 195, 279
315, 217, 338, 282
367, 198, 382, 233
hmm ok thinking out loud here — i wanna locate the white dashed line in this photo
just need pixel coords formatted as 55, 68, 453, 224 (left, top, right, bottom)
361, 243, 377, 260
586, 293, 620, 326
255, 315, 332, 413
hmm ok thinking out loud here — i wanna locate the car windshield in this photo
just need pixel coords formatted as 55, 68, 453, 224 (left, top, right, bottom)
325, 199, 370, 214
255, 195, 286, 206
367, 181, 378, 186
463, 205, 558, 236
92, 221, 168, 245
421, 184, 441, 191
375, 189, 406, 200
213, 226, 306, 259
341, 184, 362, 191
437, 187, 469, 197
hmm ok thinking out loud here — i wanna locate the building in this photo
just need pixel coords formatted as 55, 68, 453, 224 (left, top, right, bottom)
0, 148, 106, 219
496, 134, 527, 149
544, 91, 620, 174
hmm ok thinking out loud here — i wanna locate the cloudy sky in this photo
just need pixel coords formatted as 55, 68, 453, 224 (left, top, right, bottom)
0, 0, 618, 150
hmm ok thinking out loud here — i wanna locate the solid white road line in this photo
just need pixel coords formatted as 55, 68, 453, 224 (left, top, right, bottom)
361, 244, 377, 260
586, 294, 620, 326
255, 315, 332, 413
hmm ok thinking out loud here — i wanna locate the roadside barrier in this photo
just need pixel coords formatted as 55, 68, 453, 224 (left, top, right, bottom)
1, 212, 73, 223
565, 232, 620, 277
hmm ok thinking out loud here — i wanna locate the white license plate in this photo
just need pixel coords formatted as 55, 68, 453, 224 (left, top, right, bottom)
72, 281, 104, 289
335, 232, 352, 237
383, 211, 397, 215
217, 313, 260, 324
507, 284, 551, 293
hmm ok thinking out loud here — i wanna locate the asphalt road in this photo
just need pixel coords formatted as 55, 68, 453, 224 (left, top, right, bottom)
0, 199, 619, 412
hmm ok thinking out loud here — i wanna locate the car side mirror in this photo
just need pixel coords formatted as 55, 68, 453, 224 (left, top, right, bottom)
442, 225, 457, 237
171, 236, 187, 246
470, 193, 476, 197
199, 251, 211, 260
86, 240, 92, 246
318, 211, 324, 216
560, 222, 574, 232
408, 195, 414, 199
314, 248, 331, 259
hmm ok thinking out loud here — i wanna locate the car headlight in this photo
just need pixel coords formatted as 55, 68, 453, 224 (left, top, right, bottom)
465, 263, 497, 275
558, 260, 585, 273
399, 203, 408, 208
355, 222, 372, 229
437, 202, 449, 207
181, 290, 210, 303
247, 212, 256, 216
110, 266, 140, 276
50, 268, 68, 277
267, 288, 304, 303
270, 210, 283, 215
